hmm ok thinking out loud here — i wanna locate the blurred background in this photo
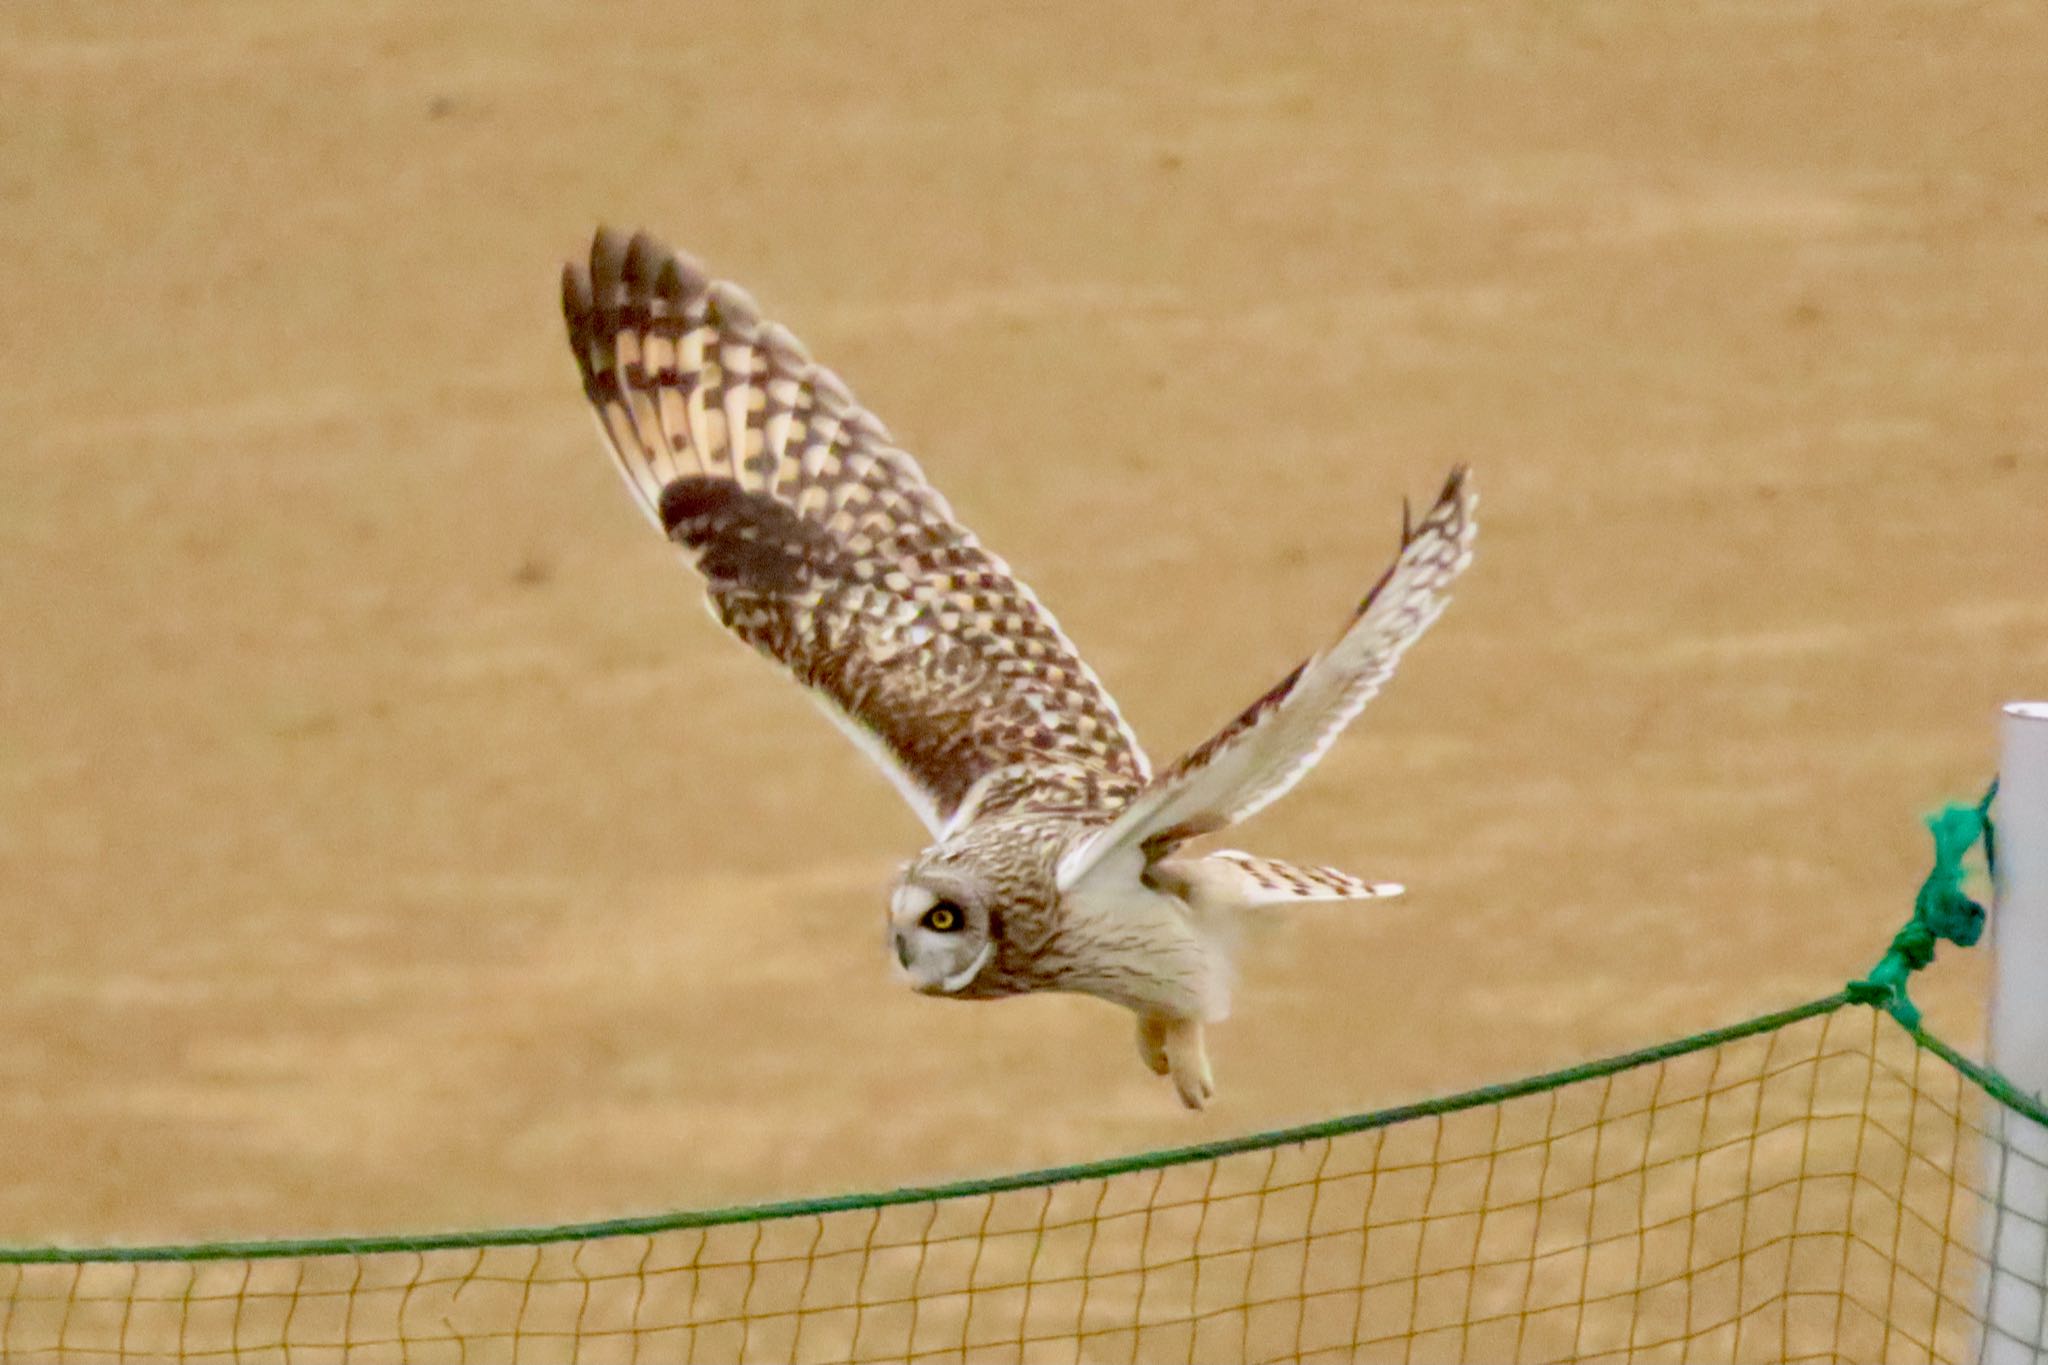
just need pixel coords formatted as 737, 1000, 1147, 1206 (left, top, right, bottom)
2, 2, 2042, 1245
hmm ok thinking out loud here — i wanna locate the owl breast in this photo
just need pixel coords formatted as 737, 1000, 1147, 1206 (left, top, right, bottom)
1007, 875, 1229, 1022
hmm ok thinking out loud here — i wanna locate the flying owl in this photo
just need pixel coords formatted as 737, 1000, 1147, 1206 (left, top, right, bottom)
561, 228, 1476, 1108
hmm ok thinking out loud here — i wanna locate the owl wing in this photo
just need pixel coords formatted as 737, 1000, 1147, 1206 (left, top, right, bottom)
1057, 468, 1474, 892
562, 227, 1150, 836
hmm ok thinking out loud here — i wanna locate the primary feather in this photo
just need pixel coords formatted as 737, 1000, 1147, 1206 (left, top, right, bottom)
562, 227, 1151, 834
1057, 469, 1475, 891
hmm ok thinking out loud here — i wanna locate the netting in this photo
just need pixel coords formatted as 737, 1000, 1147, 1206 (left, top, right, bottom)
3, 995, 2044, 1363
6, 791, 2040, 1363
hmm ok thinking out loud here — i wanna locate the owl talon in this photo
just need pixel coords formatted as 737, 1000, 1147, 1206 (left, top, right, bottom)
1137, 1014, 1172, 1076
1173, 1058, 1215, 1110
1161, 1017, 1214, 1110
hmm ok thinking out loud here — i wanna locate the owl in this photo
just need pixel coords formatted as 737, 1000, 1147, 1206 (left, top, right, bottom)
562, 228, 1476, 1108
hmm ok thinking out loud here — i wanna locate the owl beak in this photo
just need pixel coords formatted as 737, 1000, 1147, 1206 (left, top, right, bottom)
894, 933, 916, 970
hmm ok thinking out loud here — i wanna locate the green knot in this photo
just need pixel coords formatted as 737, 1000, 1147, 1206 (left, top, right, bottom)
1849, 783, 1996, 1028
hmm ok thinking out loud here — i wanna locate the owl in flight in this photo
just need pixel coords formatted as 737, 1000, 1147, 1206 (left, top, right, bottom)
562, 228, 1475, 1108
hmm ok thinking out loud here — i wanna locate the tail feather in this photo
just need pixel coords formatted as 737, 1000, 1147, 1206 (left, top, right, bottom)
1150, 850, 1403, 913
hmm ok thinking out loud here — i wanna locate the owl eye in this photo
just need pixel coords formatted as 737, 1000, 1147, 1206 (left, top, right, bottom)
920, 901, 964, 933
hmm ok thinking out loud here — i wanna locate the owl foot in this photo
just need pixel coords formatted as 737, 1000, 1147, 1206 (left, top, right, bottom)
1161, 1017, 1215, 1110
1136, 1014, 1172, 1076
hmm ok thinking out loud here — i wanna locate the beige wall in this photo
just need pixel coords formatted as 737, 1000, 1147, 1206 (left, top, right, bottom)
1, 2, 2041, 1244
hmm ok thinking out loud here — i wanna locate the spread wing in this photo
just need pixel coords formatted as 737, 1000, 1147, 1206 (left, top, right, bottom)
1058, 468, 1475, 891
562, 227, 1150, 836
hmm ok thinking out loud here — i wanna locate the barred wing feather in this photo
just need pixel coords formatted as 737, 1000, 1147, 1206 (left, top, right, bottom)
562, 227, 1151, 835
1057, 468, 1475, 892
1149, 851, 1405, 911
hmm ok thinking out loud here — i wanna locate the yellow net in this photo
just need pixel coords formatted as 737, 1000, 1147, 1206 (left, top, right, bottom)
6, 996, 2043, 1363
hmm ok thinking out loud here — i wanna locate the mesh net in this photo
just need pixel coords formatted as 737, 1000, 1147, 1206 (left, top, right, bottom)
6, 996, 2044, 1363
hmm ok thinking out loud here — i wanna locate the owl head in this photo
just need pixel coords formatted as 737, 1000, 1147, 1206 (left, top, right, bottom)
887, 865, 998, 995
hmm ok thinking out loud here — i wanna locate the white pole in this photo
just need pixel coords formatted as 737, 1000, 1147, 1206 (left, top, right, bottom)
1983, 702, 2048, 1365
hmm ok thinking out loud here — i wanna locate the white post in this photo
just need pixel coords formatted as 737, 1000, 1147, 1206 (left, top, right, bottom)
1983, 702, 2048, 1364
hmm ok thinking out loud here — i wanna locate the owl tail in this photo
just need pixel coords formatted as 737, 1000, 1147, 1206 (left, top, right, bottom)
1148, 850, 1403, 915
1147, 851, 1399, 1028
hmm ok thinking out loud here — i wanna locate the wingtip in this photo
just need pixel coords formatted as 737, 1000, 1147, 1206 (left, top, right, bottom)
1398, 465, 1474, 546
1440, 462, 1473, 509
1444, 464, 1477, 540
1412, 462, 1476, 544
583, 224, 717, 310
588, 224, 632, 302
559, 259, 586, 320
623, 229, 665, 290
707, 279, 763, 338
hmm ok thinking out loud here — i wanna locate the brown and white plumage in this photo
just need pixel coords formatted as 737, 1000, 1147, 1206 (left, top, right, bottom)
1150, 851, 1405, 911
563, 227, 1147, 835
562, 226, 1476, 1108
1056, 470, 1474, 893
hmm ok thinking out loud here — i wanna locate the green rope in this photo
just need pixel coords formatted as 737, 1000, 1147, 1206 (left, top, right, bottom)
1847, 781, 1998, 1029
1902, 1016, 2048, 1130
2, 781, 2030, 1272
0, 992, 1852, 1265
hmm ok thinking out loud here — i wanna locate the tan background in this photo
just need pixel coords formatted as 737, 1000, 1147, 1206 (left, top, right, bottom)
1, 2, 2041, 1248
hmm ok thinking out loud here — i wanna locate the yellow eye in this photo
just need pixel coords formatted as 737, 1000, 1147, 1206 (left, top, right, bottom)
921, 902, 962, 932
